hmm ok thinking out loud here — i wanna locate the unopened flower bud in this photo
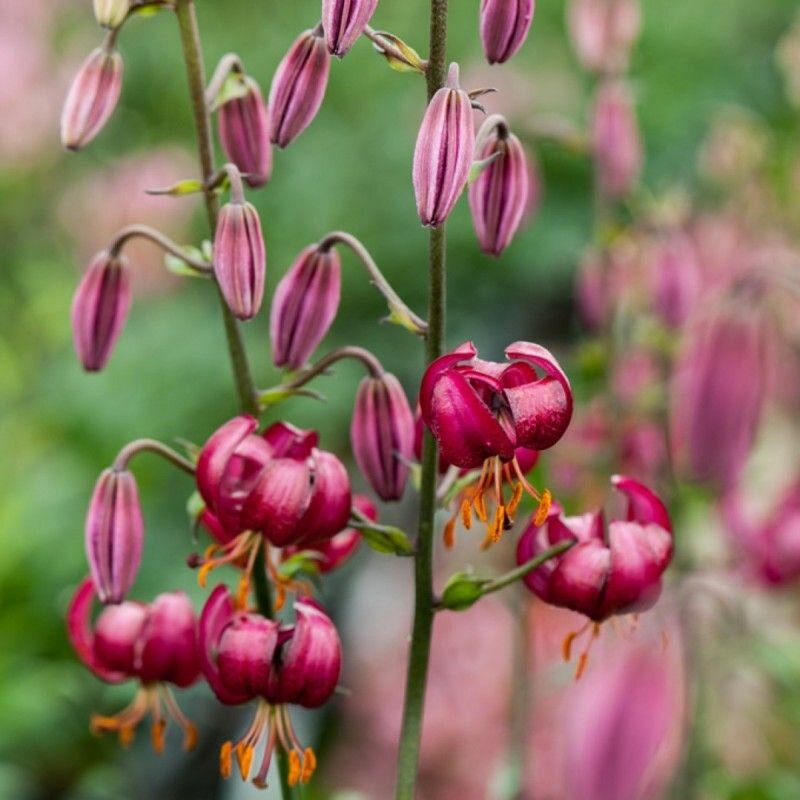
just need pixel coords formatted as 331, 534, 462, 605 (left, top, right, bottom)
93, 0, 130, 28
71, 250, 132, 372
61, 47, 123, 151
351, 372, 415, 501
214, 198, 266, 320
413, 63, 475, 227
270, 244, 341, 369
480, 0, 535, 65
269, 28, 331, 148
322, 0, 379, 57
592, 80, 642, 200
567, 0, 641, 74
469, 117, 530, 256
218, 77, 272, 188
85, 468, 144, 604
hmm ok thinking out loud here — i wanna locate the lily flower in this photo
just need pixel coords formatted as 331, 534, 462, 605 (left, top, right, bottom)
419, 341, 572, 546
199, 586, 341, 789
67, 579, 200, 751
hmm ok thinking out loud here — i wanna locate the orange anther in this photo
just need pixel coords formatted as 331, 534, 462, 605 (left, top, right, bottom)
301, 747, 317, 783
443, 515, 457, 549
506, 481, 524, 517
533, 489, 552, 527
150, 720, 166, 754
236, 575, 250, 610
489, 505, 505, 543
119, 725, 135, 748
575, 652, 589, 680
197, 561, 216, 589
183, 723, 198, 752
288, 750, 302, 786
220, 741, 233, 779
562, 631, 578, 662
235, 742, 255, 780
474, 492, 488, 523
460, 498, 473, 530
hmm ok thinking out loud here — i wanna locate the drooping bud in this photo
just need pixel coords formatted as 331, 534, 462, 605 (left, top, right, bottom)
322, 0, 380, 57
93, 0, 130, 28
214, 188, 266, 320
85, 468, 144, 604
61, 47, 123, 151
270, 244, 341, 369
469, 116, 530, 256
218, 76, 272, 188
351, 372, 415, 501
567, 0, 641, 74
71, 250, 132, 372
269, 28, 331, 148
591, 80, 642, 200
413, 63, 475, 227
480, 0, 535, 65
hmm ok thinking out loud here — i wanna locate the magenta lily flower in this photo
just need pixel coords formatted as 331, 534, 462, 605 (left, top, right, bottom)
270, 243, 341, 370
199, 585, 341, 788
214, 192, 266, 320
67, 578, 200, 751
61, 46, 123, 151
413, 63, 475, 227
591, 80, 642, 200
469, 115, 530, 256
71, 250, 132, 372
218, 76, 272, 188
480, 0, 535, 65
322, 0, 380, 57
517, 475, 672, 627
351, 372, 415, 501
722, 481, 800, 587
269, 28, 331, 148
85, 467, 143, 604
420, 340, 572, 545
194, 416, 351, 594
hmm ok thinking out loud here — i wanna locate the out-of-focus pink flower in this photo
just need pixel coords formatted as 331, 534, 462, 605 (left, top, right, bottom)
67, 578, 199, 751
413, 63, 475, 227
71, 250, 132, 372
518, 475, 673, 624
60, 46, 123, 151
619, 421, 667, 483
567, 0, 641, 74
85, 467, 143, 604
199, 586, 341, 788
670, 291, 771, 490
270, 244, 341, 369
646, 231, 701, 327
322, 0, 379, 57
479, 0, 535, 65
612, 350, 660, 406
592, 79, 642, 200
269, 28, 330, 148
469, 115, 530, 256
722, 480, 800, 587
352, 372, 415, 501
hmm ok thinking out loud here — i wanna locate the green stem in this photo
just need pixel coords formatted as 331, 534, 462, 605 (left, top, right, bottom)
480, 541, 574, 597
394, 3, 448, 797
174, 0, 258, 417
174, 3, 290, 795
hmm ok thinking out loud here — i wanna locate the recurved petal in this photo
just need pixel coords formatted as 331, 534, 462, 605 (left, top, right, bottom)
503, 341, 573, 450
419, 341, 478, 424
196, 416, 259, 509
549, 540, 612, 621
611, 474, 673, 534
296, 450, 353, 545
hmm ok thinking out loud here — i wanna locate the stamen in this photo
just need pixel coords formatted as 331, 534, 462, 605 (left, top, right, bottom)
220, 741, 234, 779
195, 532, 257, 589
160, 685, 197, 751
506, 481, 524, 518
561, 621, 591, 661
287, 750, 302, 786
489, 505, 505, 544
301, 747, 318, 783
574, 624, 601, 681
235, 741, 255, 780
460, 498, 473, 530
252, 720, 277, 789
151, 719, 166, 754
533, 489, 552, 526
443, 514, 457, 549
473, 491, 488, 523
90, 685, 151, 747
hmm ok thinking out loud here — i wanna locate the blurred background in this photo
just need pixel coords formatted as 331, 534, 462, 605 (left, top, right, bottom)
2, 0, 800, 798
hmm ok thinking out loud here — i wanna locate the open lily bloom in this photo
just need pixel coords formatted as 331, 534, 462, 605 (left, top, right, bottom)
517, 475, 672, 674
420, 341, 572, 546
194, 416, 351, 604
67, 579, 200, 751
199, 586, 341, 789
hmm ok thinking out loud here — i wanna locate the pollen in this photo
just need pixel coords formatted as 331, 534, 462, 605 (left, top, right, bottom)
220, 741, 234, 779
533, 489, 552, 526
288, 750, 302, 786
443, 515, 457, 549
460, 498, 473, 530
301, 747, 318, 783
235, 741, 255, 780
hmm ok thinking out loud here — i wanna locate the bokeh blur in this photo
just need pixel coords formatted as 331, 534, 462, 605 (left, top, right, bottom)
2, 0, 800, 798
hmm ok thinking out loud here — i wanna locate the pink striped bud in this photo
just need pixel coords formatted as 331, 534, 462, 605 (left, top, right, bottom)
469, 116, 530, 256
322, 0, 380, 57
351, 372, 415, 501
269, 28, 331, 148
93, 0, 130, 28
218, 77, 272, 188
71, 250, 132, 372
214, 197, 266, 320
591, 80, 642, 200
270, 244, 341, 369
480, 0, 535, 65
567, 0, 641, 74
413, 63, 475, 227
61, 47, 123, 151
85, 468, 143, 604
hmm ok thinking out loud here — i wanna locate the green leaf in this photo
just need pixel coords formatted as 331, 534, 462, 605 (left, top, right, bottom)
146, 178, 205, 197
369, 32, 427, 75
439, 572, 490, 611
356, 523, 414, 556
277, 551, 323, 581
468, 151, 503, 185
164, 246, 209, 278
210, 74, 252, 112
